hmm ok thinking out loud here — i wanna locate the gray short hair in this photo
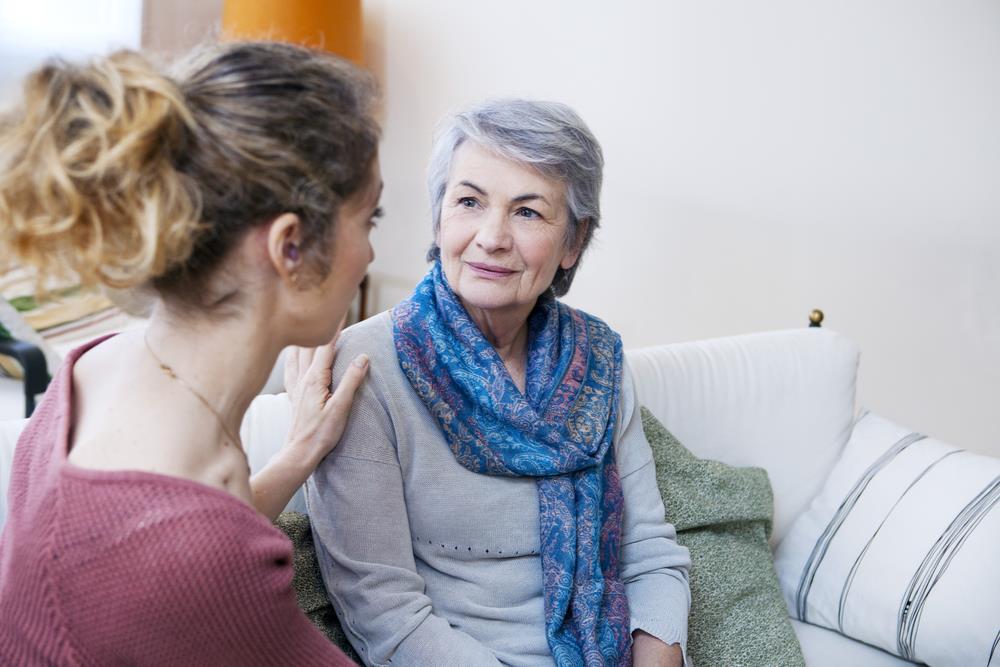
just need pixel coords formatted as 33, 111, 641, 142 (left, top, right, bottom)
426, 99, 603, 297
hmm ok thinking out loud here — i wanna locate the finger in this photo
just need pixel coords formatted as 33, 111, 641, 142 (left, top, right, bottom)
310, 336, 338, 378
325, 353, 369, 413
283, 346, 300, 392
297, 346, 315, 393
299, 345, 315, 373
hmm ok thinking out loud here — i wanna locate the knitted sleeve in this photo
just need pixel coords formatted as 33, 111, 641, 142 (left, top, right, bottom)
615, 361, 693, 664
160, 508, 357, 666
57, 492, 356, 667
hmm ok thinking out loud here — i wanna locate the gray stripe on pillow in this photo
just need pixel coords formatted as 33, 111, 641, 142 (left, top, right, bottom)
896, 475, 1000, 660
795, 431, 926, 622
836, 448, 964, 632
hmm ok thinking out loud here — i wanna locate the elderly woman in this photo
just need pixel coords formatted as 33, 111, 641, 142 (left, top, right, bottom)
308, 100, 690, 666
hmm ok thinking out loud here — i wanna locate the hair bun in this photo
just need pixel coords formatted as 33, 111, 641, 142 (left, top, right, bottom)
0, 50, 203, 289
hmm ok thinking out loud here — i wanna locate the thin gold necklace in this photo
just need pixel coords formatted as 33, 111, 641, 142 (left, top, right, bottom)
143, 332, 244, 451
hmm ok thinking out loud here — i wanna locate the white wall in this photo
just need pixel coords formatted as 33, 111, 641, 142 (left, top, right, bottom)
0, 0, 143, 109
2, 1, 996, 457
362, 0, 1000, 456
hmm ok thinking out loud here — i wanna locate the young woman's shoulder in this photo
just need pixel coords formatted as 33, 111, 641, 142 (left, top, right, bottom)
68, 330, 250, 497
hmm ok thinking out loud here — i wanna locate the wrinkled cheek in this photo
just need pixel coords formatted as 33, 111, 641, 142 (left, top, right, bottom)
439, 217, 476, 255
440, 255, 461, 290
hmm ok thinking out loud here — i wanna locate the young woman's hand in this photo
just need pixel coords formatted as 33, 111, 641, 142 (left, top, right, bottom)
282, 336, 369, 468
250, 333, 369, 520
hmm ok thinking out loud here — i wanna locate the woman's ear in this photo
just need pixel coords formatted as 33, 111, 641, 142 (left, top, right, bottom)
560, 219, 590, 270
267, 213, 304, 286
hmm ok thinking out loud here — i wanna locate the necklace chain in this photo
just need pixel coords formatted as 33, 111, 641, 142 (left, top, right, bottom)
143, 333, 244, 452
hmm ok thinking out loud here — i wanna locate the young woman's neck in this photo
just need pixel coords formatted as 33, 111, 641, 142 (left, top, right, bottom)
144, 300, 283, 438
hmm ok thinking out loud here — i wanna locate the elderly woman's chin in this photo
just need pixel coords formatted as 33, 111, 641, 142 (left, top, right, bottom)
448, 270, 548, 315
442, 249, 566, 315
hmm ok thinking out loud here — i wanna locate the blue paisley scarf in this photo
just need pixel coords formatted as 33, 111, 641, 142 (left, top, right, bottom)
392, 262, 631, 666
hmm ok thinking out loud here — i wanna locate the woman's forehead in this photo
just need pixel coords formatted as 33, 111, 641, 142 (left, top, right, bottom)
448, 142, 565, 201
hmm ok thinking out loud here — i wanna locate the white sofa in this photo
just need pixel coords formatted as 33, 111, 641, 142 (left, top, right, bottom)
623, 328, 918, 667
0, 327, 920, 666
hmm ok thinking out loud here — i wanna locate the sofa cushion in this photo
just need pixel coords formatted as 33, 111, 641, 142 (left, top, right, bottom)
626, 328, 860, 545
774, 412, 1000, 666
790, 620, 920, 666
642, 407, 806, 666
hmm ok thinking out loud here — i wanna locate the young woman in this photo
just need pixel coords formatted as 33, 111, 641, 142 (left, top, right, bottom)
0, 42, 380, 665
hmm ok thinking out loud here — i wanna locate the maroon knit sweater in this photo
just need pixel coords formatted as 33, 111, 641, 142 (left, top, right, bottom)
0, 337, 356, 666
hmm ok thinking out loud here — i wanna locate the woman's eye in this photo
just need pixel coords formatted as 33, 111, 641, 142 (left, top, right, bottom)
369, 206, 384, 227
458, 197, 479, 209
515, 207, 541, 219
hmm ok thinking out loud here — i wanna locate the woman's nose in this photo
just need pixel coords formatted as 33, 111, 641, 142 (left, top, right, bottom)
475, 211, 512, 252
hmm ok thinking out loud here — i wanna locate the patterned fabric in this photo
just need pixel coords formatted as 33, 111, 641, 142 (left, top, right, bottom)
392, 262, 630, 666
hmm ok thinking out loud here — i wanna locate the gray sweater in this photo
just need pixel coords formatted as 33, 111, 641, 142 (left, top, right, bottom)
307, 311, 691, 667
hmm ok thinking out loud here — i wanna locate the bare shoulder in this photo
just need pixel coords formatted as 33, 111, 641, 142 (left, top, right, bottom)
68, 331, 251, 501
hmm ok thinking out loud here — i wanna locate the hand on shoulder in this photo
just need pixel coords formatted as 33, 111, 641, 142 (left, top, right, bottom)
282, 335, 370, 469
249, 331, 370, 520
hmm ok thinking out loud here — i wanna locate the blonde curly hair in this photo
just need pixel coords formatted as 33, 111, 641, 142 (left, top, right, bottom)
0, 42, 378, 307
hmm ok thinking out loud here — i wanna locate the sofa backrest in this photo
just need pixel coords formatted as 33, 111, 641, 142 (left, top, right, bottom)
1, 328, 861, 543
625, 328, 860, 546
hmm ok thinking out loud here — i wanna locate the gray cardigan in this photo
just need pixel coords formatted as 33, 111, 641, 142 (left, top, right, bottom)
307, 311, 691, 666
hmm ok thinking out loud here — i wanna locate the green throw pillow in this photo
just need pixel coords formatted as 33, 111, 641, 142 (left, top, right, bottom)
640, 406, 806, 667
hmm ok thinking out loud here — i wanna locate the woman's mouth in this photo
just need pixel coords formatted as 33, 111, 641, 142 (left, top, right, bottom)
465, 261, 517, 279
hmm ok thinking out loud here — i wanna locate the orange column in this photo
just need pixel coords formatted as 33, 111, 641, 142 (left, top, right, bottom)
222, 0, 363, 64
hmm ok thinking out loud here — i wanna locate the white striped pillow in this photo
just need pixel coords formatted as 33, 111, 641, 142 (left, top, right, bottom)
774, 412, 1000, 666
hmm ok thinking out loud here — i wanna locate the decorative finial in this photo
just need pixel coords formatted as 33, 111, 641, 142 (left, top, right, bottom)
809, 309, 824, 328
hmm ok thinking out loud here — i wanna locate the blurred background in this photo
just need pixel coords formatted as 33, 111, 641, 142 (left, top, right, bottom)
1, 0, 997, 456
